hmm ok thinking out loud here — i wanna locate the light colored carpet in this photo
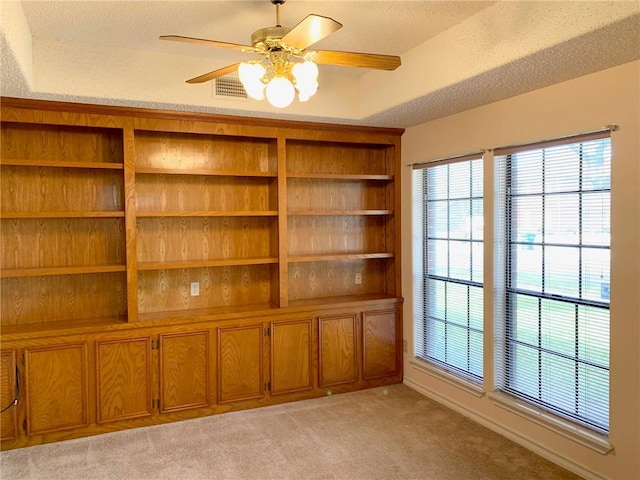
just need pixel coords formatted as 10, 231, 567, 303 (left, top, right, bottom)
0, 384, 581, 480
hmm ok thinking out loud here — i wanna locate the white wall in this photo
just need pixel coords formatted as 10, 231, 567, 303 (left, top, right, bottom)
401, 61, 640, 480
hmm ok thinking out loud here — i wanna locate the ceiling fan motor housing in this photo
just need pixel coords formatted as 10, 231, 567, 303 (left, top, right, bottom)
251, 26, 292, 51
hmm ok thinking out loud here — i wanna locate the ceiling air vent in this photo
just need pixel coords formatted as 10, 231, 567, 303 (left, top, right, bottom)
213, 74, 248, 101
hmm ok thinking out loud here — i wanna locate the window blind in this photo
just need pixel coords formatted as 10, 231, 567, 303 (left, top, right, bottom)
413, 157, 484, 383
494, 133, 611, 433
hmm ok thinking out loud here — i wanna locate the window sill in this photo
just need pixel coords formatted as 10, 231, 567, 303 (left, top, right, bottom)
409, 358, 485, 398
488, 391, 614, 455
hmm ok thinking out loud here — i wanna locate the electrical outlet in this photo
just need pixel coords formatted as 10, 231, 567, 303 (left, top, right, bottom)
355, 272, 362, 285
190, 282, 200, 296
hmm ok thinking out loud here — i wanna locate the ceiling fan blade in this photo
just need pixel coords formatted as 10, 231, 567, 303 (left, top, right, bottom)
309, 50, 401, 71
186, 63, 240, 84
160, 35, 257, 53
281, 14, 342, 51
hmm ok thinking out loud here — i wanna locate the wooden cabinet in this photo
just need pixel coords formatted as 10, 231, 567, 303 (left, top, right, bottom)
318, 313, 359, 387
270, 319, 313, 395
159, 330, 211, 413
24, 343, 89, 435
217, 324, 265, 403
0, 350, 18, 440
96, 337, 153, 423
362, 309, 400, 380
0, 98, 403, 450
318, 309, 400, 386
96, 331, 211, 420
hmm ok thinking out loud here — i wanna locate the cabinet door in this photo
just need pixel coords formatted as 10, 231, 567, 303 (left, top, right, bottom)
318, 314, 358, 387
159, 331, 210, 413
24, 343, 89, 435
0, 350, 18, 440
271, 319, 313, 395
217, 325, 264, 403
96, 337, 152, 423
362, 310, 399, 380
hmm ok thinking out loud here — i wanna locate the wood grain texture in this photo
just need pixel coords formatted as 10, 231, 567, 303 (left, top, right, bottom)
389, 142, 402, 299
0, 159, 123, 170
0, 350, 18, 440
362, 309, 399, 380
1, 166, 124, 214
0, 265, 126, 279
287, 259, 387, 302
137, 258, 278, 271
288, 253, 393, 263
135, 174, 276, 213
276, 135, 288, 308
217, 325, 264, 403
24, 342, 89, 434
318, 314, 358, 387
1, 122, 124, 165
270, 319, 313, 395
134, 130, 276, 173
287, 173, 392, 180
1, 218, 125, 270
1, 211, 125, 219
136, 265, 274, 314
286, 141, 388, 176
1, 273, 127, 326
159, 330, 210, 413
287, 216, 387, 257
135, 167, 275, 177
123, 126, 139, 322
286, 178, 388, 212
136, 217, 276, 263
0, 97, 404, 137
96, 337, 152, 423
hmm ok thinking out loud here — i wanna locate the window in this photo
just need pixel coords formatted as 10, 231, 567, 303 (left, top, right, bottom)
495, 133, 611, 433
413, 157, 483, 383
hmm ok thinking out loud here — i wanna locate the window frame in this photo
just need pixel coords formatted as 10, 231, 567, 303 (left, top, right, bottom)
412, 156, 485, 385
497, 134, 611, 435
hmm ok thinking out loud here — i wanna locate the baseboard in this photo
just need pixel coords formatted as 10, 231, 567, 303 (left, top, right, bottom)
403, 377, 608, 480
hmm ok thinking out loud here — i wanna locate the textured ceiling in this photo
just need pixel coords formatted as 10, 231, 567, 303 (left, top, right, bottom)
1, 1, 639, 128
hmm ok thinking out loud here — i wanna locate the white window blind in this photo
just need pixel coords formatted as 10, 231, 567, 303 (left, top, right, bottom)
413, 157, 484, 383
494, 132, 611, 433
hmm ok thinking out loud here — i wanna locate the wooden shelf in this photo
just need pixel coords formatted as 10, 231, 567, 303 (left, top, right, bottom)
288, 253, 394, 263
288, 210, 393, 216
287, 293, 398, 309
137, 302, 280, 323
136, 210, 278, 217
135, 167, 276, 177
137, 257, 279, 271
0, 316, 129, 340
286, 173, 392, 181
1, 211, 125, 219
0, 158, 124, 170
1, 265, 126, 279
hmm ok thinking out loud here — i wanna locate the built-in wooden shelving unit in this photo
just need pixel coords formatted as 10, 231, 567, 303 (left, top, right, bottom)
0, 98, 403, 451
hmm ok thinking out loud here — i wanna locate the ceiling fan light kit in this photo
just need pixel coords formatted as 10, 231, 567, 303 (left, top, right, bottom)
239, 54, 319, 108
161, 0, 401, 109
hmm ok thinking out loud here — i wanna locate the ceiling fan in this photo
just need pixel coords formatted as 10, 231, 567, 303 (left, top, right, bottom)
160, 0, 401, 108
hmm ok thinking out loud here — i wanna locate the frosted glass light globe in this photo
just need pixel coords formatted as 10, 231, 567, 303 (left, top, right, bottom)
238, 62, 266, 100
292, 61, 318, 82
265, 77, 295, 108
